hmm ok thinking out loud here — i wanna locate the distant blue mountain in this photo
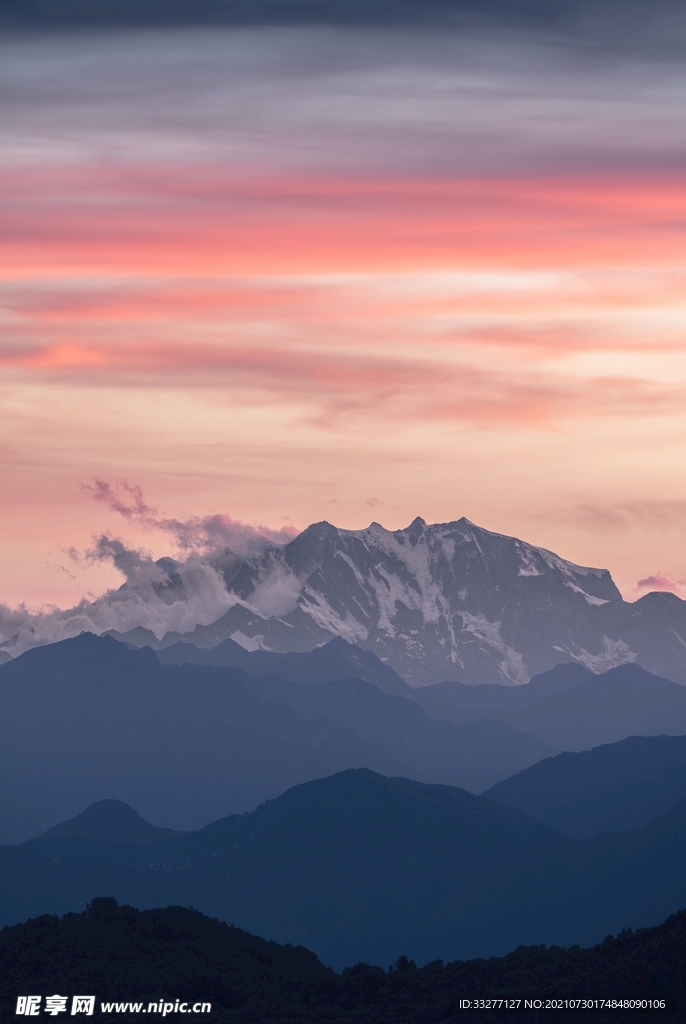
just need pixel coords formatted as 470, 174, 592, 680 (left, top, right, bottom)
415, 662, 686, 751
485, 734, 686, 837
34, 800, 184, 845
0, 633, 549, 835
3, 770, 686, 969
156, 635, 414, 698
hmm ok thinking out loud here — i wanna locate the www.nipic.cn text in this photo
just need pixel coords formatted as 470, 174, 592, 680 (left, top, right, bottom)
16, 998, 212, 1016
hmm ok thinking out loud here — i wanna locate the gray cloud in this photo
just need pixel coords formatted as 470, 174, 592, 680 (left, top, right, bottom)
0, 482, 299, 657
1, 19, 686, 181
82, 478, 298, 556
0, 546, 239, 657
1, 0, 685, 48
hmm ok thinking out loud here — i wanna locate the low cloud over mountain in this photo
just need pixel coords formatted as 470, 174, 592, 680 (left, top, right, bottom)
3, 506, 686, 685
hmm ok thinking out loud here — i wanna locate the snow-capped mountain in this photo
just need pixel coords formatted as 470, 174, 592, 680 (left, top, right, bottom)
114, 517, 686, 686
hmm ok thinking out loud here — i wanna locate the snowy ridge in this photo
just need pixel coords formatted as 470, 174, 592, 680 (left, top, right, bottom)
214, 515, 634, 685
95, 514, 686, 687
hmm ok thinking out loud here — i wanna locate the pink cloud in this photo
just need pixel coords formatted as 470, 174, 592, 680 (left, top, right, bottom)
2, 167, 685, 277
635, 572, 686, 597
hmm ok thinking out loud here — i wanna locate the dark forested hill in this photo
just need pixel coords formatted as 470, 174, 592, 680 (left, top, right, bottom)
0, 898, 683, 1023
0, 772, 573, 968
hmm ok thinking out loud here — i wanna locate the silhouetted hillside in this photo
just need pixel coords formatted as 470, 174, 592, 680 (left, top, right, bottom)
1, 898, 683, 1022
34, 801, 185, 845
3, 771, 686, 969
486, 734, 686, 836
0, 898, 333, 1022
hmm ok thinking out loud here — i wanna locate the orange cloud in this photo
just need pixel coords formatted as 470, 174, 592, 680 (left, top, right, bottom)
2, 336, 684, 430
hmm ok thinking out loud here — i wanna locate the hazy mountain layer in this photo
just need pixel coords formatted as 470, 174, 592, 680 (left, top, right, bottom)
156, 635, 414, 698
3, 771, 686, 969
486, 735, 686, 837
113, 518, 686, 686
414, 662, 686, 751
0, 634, 549, 838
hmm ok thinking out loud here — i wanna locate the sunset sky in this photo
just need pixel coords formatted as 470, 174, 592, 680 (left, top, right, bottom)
2, 14, 686, 616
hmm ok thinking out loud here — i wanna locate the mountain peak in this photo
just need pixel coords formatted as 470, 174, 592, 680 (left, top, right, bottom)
406, 516, 426, 546
107, 514, 686, 688
33, 800, 183, 845
195, 515, 629, 686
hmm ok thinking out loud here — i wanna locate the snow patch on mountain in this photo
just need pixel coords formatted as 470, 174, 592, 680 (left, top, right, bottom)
5, 512, 685, 687
516, 544, 543, 577
564, 582, 610, 606
299, 587, 369, 644
230, 630, 264, 651
342, 521, 451, 631
567, 637, 637, 673
460, 611, 529, 685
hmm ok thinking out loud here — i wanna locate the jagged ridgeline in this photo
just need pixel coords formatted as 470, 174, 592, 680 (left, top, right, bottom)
106, 517, 686, 687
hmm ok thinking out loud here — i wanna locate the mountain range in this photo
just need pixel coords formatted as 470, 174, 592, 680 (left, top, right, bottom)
5, 633, 686, 841
3, 769, 686, 970
4, 624, 686, 980
0, 633, 551, 839
107, 518, 686, 687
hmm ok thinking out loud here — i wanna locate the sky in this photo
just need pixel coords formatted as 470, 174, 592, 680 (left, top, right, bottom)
1, 5, 686, 629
